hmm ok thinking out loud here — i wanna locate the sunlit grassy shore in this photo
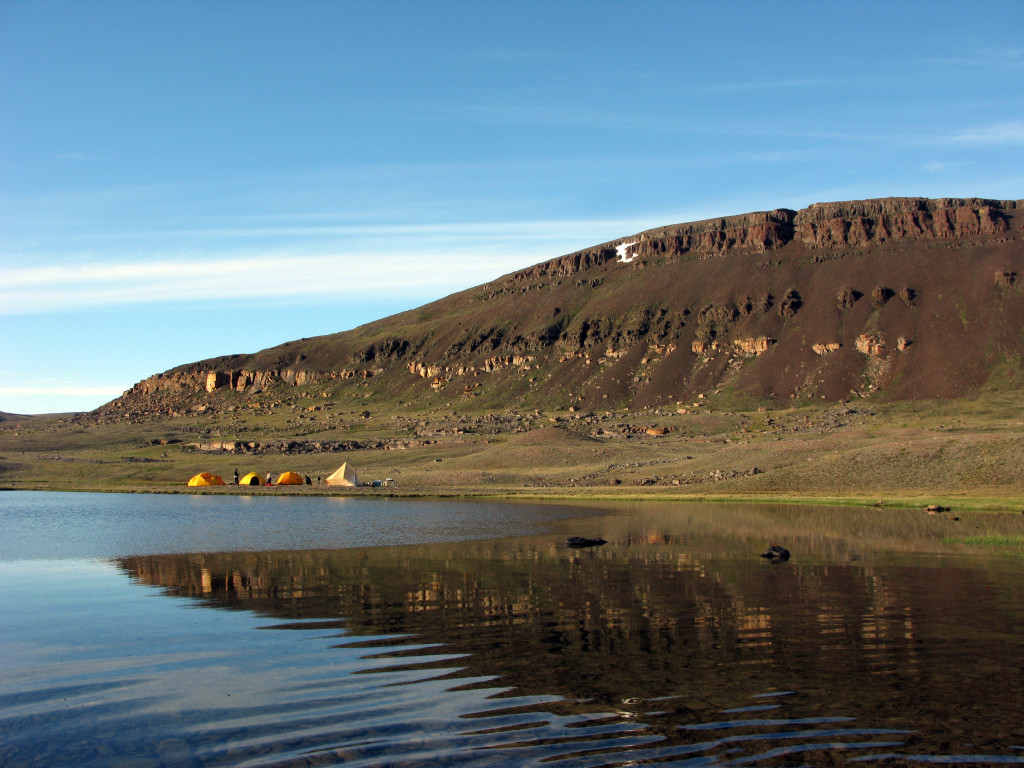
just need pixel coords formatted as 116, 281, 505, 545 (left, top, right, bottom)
3, 484, 1023, 515
3, 391, 1024, 513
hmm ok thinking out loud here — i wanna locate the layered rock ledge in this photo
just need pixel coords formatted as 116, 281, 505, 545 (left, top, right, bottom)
511, 197, 1019, 282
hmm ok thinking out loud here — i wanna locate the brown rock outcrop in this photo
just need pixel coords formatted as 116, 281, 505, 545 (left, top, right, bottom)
506, 198, 1018, 283
856, 333, 886, 356
733, 337, 774, 356
794, 198, 1011, 248
410, 362, 445, 379
133, 371, 208, 396
640, 209, 794, 256
512, 209, 796, 282
111, 367, 343, 412
481, 354, 534, 372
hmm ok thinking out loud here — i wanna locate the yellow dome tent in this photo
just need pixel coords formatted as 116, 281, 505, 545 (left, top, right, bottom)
239, 472, 263, 486
276, 471, 304, 485
325, 462, 360, 487
187, 472, 225, 487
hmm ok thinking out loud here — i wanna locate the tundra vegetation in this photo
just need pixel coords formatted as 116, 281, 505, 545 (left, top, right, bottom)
4, 197, 1024, 512
3, 388, 1024, 512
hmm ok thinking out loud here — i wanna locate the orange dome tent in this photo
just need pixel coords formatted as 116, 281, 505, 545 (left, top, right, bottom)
276, 471, 304, 485
239, 472, 263, 486
187, 472, 225, 487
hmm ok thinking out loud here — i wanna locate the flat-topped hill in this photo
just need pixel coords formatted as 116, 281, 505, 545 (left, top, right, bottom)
100, 196, 1024, 421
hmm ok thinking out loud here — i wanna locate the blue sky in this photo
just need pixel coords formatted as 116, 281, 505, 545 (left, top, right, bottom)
2, 1, 1022, 414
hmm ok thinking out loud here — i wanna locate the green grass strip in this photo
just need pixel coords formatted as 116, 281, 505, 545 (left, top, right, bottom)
945, 535, 1024, 547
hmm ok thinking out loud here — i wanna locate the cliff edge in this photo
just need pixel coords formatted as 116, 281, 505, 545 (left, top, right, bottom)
97, 196, 1024, 421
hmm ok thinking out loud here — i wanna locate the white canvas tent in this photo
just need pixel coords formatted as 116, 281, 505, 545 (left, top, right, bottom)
325, 462, 360, 487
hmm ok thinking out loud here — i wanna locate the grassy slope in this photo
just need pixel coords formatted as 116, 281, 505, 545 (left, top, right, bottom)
8, 202, 1023, 508
156, 205, 1024, 415
3, 386, 1023, 512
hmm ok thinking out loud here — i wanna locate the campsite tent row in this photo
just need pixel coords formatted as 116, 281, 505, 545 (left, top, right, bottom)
236, 471, 306, 486
187, 463, 360, 488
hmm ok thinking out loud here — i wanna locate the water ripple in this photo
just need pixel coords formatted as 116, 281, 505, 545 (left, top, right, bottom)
682, 716, 857, 731
851, 756, 1024, 765
4, 494, 1024, 767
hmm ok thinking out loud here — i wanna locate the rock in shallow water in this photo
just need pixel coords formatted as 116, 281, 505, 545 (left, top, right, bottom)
566, 536, 607, 548
760, 544, 790, 560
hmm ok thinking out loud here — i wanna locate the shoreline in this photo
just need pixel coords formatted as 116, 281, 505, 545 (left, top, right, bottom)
5, 393, 1024, 515
4, 483, 1022, 514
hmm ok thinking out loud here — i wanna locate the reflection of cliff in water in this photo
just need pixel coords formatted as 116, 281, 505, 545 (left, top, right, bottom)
115, 504, 1024, 753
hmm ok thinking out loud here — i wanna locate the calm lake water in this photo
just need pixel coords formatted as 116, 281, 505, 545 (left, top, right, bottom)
2, 492, 1023, 767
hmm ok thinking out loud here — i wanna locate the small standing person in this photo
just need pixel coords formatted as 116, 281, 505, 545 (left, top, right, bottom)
233, 468, 239, 485
265, 472, 272, 486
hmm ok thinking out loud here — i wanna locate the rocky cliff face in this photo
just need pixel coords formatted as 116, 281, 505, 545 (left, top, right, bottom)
510, 197, 1016, 283
98, 196, 1024, 420
128, 368, 325, 398
511, 208, 797, 283
793, 197, 1011, 248
124, 365, 389, 398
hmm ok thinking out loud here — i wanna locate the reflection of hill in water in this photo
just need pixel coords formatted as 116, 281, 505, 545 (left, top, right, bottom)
116, 504, 1024, 757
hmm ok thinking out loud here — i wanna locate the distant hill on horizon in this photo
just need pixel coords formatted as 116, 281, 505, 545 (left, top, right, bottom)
98, 196, 1024, 421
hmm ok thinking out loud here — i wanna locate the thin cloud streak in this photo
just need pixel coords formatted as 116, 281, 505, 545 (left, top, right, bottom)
925, 47, 1024, 72
683, 77, 833, 94
952, 121, 1024, 146
1, 206, 714, 315
66, 216, 663, 244
433, 101, 919, 144
0, 386, 123, 397
0, 250, 534, 315
475, 48, 561, 61
5, 199, 750, 320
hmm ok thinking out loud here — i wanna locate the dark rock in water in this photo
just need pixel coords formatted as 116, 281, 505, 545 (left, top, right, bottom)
566, 536, 607, 548
760, 544, 790, 560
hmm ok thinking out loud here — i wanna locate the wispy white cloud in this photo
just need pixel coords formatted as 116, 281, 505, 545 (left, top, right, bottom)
685, 78, 832, 94
433, 100, 903, 145
475, 48, 561, 61
83, 216, 659, 243
0, 250, 515, 314
0, 213, 709, 316
925, 47, 1024, 72
54, 151, 107, 161
921, 159, 973, 174
0, 386, 122, 397
952, 121, 1024, 146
